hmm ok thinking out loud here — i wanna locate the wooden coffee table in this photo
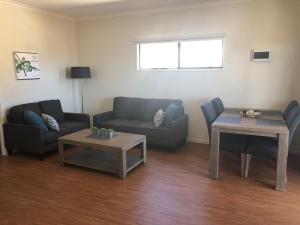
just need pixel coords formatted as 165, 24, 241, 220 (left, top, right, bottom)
58, 129, 146, 179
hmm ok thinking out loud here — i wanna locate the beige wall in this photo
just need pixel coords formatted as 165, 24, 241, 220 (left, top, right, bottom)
0, 2, 78, 155
77, 0, 300, 143
1, 0, 300, 154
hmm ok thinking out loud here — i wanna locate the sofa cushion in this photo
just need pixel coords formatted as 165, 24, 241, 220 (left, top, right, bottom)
143, 99, 182, 121
101, 119, 141, 133
24, 110, 48, 132
39, 100, 64, 122
44, 121, 89, 144
9, 103, 42, 124
59, 122, 89, 136
132, 121, 171, 139
153, 109, 164, 128
164, 103, 180, 127
42, 114, 60, 131
113, 97, 146, 120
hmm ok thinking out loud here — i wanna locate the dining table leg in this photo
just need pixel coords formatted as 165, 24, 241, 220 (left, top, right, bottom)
210, 127, 220, 179
276, 133, 289, 191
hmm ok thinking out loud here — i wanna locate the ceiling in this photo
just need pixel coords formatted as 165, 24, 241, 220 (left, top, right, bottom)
11, 0, 248, 20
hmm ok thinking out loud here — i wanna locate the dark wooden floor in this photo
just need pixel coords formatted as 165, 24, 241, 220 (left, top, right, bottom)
1, 143, 300, 225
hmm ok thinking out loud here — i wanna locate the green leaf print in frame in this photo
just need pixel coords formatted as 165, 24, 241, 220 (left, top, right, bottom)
14, 52, 40, 80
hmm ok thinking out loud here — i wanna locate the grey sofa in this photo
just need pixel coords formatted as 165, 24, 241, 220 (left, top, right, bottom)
3, 99, 90, 160
93, 97, 188, 149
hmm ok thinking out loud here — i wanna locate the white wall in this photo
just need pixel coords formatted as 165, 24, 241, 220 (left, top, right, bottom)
77, 0, 300, 143
0, 2, 78, 155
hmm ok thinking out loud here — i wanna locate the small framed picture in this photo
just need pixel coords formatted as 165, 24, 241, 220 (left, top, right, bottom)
14, 52, 40, 80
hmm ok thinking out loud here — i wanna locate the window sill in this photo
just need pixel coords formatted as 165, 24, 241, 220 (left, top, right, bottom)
137, 68, 224, 72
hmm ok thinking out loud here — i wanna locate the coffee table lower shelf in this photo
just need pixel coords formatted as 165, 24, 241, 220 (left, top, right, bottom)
63, 148, 144, 177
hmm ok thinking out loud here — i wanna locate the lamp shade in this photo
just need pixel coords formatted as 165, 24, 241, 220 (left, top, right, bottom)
71, 67, 91, 79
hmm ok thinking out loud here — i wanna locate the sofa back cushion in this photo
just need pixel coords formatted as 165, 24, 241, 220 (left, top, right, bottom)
9, 103, 42, 124
143, 99, 183, 121
113, 97, 146, 120
39, 100, 64, 122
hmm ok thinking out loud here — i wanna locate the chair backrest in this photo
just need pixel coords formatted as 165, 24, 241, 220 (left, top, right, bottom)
288, 107, 300, 146
211, 97, 224, 116
284, 100, 299, 120
285, 106, 300, 128
201, 102, 218, 142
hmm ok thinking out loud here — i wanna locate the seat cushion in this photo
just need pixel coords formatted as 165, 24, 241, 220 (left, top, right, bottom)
220, 133, 246, 153
44, 121, 89, 144
59, 122, 89, 136
39, 100, 65, 122
247, 136, 278, 159
101, 119, 141, 133
131, 121, 171, 139
9, 103, 42, 123
143, 99, 183, 121
113, 97, 146, 120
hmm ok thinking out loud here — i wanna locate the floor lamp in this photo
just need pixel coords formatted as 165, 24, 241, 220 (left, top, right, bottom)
71, 67, 91, 113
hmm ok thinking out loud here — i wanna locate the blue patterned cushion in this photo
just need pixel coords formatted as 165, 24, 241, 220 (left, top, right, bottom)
24, 111, 48, 132
42, 114, 60, 131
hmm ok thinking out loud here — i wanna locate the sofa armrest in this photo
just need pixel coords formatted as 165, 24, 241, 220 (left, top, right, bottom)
93, 111, 113, 127
3, 123, 45, 153
64, 112, 90, 123
170, 114, 189, 142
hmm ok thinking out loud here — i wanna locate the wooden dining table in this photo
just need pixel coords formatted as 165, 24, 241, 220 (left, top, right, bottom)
210, 108, 289, 191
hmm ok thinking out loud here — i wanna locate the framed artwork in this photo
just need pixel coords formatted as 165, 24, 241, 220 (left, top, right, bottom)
14, 52, 40, 80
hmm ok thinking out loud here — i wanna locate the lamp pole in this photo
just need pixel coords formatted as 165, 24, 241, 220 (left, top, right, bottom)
80, 79, 84, 113
70, 67, 91, 114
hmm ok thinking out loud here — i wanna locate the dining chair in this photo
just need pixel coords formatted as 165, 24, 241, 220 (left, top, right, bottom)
286, 106, 300, 128
244, 106, 300, 178
201, 102, 247, 176
201, 102, 217, 143
211, 97, 224, 116
283, 100, 299, 120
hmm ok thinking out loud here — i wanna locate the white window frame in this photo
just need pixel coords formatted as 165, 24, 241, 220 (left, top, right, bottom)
136, 36, 225, 71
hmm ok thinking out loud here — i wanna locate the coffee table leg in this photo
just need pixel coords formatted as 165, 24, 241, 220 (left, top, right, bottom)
142, 139, 147, 163
58, 141, 64, 165
118, 150, 127, 179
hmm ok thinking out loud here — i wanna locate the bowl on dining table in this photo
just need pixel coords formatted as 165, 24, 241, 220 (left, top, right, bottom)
240, 109, 261, 118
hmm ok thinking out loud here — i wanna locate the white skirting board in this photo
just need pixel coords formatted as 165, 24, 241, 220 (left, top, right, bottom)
187, 137, 209, 145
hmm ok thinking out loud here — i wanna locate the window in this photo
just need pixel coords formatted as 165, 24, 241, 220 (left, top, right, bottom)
137, 37, 224, 71
138, 42, 178, 69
